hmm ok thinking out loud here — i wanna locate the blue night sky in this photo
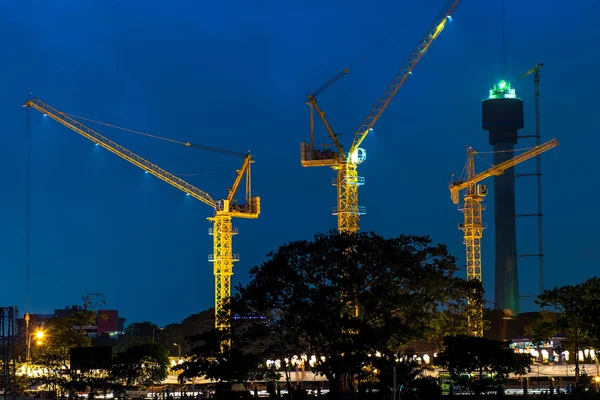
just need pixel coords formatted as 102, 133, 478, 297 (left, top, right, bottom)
1, 1, 598, 327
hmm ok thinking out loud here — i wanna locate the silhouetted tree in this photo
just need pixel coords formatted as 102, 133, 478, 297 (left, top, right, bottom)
114, 321, 157, 352
533, 278, 600, 386
236, 230, 477, 393
110, 343, 169, 388
436, 335, 532, 398
31, 309, 95, 393
176, 329, 280, 396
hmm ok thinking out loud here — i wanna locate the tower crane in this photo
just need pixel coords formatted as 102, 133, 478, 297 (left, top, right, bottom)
23, 98, 260, 350
449, 138, 558, 337
518, 63, 545, 294
301, 0, 461, 234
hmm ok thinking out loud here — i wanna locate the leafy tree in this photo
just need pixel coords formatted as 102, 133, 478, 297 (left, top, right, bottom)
436, 335, 532, 398
426, 284, 486, 350
533, 278, 600, 386
236, 231, 475, 393
364, 353, 438, 399
110, 343, 170, 388
581, 278, 600, 333
525, 310, 559, 346
117, 312, 213, 357
32, 309, 95, 393
177, 329, 280, 396
114, 321, 157, 352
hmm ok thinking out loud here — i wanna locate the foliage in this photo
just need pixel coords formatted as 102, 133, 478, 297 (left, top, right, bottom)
177, 329, 280, 395
110, 343, 170, 388
405, 377, 442, 400
113, 321, 157, 352
525, 310, 559, 347
116, 312, 213, 357
364, 354, 435, 398
235, 230, 476, 393
31, 309, 95, 392
436, 335, 532, 397
426, 284, 486, 350
533, 278, 600, 385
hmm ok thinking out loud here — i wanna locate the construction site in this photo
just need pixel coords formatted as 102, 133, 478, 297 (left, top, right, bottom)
1, 0, 595, 396
17, 2, 556, 339
26, 2, 557, 333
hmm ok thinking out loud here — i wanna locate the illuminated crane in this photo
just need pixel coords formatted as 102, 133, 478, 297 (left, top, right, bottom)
449, 138, 558, 336
301, 0, 461, 233
24, 98, 260, 349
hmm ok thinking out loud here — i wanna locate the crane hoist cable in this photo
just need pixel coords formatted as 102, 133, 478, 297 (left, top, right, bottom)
65, 112, 248, 157
24, 104, 32, 316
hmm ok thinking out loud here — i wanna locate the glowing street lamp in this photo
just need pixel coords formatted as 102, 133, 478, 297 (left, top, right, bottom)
35, 330, 45, 345
27, 329, 45, 363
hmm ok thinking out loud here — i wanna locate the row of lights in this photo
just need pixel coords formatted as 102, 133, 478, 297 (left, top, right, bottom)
265, 352, 437, 370
517, 347, 599, 362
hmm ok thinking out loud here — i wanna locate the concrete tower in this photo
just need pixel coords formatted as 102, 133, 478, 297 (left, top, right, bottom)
482, 80, 524, 315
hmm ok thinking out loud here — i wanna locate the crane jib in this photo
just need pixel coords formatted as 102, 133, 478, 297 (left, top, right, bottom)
349, 0, 462, 154
25, 99, 217, 208
450, 138, 559, 194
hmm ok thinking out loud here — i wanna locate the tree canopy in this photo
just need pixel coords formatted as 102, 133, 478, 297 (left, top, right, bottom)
531, 277, 600, 385
234, 231, 477, 393
29, 309, 95, 393
110, 343, 170, 388
436, 335, 532, 397
177, 329, 280, 395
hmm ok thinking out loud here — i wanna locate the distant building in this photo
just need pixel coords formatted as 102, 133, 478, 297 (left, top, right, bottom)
17, 306, 126, 340
96, 309, 125, 337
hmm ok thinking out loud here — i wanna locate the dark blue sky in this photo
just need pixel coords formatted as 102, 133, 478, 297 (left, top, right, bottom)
1, 1, 598, 326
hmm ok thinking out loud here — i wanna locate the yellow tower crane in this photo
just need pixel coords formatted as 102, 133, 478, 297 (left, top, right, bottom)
449, 138, 558, 337
24, 98, 260, 349
301, 0, 461, 234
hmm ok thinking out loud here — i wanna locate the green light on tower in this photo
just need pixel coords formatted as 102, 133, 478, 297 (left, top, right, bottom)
488, 80, 517, 99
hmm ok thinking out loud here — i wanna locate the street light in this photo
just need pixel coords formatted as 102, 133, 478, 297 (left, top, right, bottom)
173, 343, 181, 359
27, 329, 45, 363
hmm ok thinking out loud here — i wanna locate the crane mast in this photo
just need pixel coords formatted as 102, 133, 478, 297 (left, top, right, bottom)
24, 99, 260, 350
450, 138, 558, 336
301, 0, 461, 234
519, 63, 545, 295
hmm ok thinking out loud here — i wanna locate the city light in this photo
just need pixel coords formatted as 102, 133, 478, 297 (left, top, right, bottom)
488, 80, 517, 99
